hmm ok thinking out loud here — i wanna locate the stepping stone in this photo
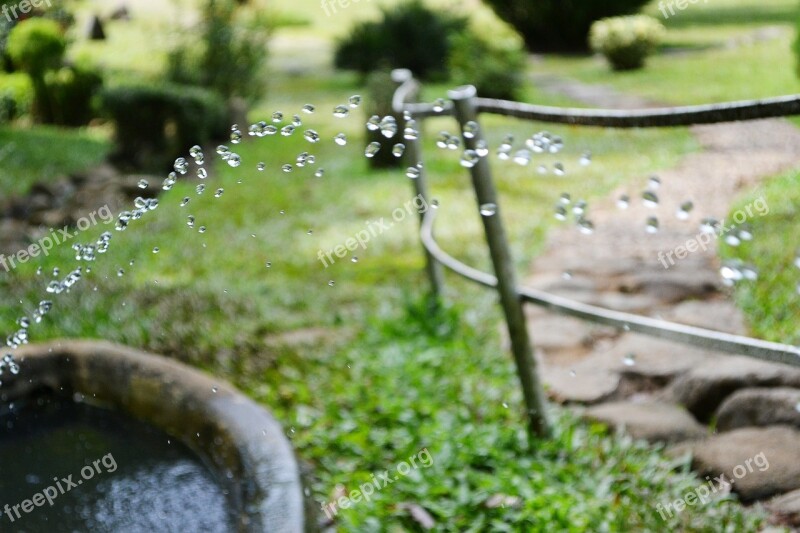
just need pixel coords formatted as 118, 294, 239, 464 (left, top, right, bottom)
657, 299, 747, 335
716, 388, 800, 431
670, 426, 800, 502
583, 401, 706, 443
662, 356, 800, 422
542, 366, 620, 404
767, 489, 800, 528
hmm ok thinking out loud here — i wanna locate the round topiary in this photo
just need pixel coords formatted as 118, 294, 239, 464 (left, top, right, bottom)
6, 18, 66, 77
589, 15, 665, 71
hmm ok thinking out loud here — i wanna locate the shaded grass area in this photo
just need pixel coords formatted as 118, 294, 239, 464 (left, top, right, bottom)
0, 125, 110, 196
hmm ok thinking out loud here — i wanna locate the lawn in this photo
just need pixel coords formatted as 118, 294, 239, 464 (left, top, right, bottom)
2, 0, 796, 529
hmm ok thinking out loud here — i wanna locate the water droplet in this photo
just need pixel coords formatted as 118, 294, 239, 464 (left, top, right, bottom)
475, 140, 489, 157
622, 353, 636, 366
403, 120, 418, 140
406, 165, 421, 179
648, 175, 661, 189
187, 215, 195, 228
513, 150, 531, 166
152, 247, 160, 254
117, 268, 124, 277
392, 143, 405, 157
230, 127, 242, 144
646, 216, 659, 234
302, 103, 315, 114
162, 173, 177, 190
138, 179, 149, 189
282, 164, 293, 173
700, 217, 720, 234
366, 115, 381, 131
307, 229, 313, 235
227, 154, 241, 168
348, 95, 361, 108
52, 267, 60, 277
364, 142, 381, 158
642, 191, 659, 208
577, 218, 595, 235
215, 188, 224, 198
724, 232, 741, 247
561, 271, 573, 280
180, 197, 190, 207
265, 261, 271, 268
554, 205, 567, 221
303, 129, 320, 143
463, 121, 479, 139
189, 145, 203, 163
579, 151, 592, 166
351, 256, 358, 263
280, 125, 295, 137
537, 164, 547, 175
380, 116, 398, 139
216, 145, 231, 158
676, 201, 693, 220
460, 150, 479, 168
196, 184, 206, 195
257, 162, 266, 172
559, 193, 571, 205
272, 111, 283, 122
173, 157, 189, 174
553, 162, 565, 176
198, 226, 206, 234
432, 98, 445, 113
333, 105, 349, 118
292, 114, 302, 127
314, 169, 325, 178
573, 200, 587, 216
333, 133, 347, 146
328, 280, 335, 287
480, 203, 497, 216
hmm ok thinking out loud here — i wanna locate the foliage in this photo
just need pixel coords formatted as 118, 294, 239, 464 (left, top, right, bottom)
6, 18, 67, 123
481, 0, 651, 52
100, 83, 228, 172
166, 0, 271, 102
589, 15, 665, 71
0, 72, 32, 123
44, 64, 103, 126
448, 30, 525, 100
334, 1, 466, 81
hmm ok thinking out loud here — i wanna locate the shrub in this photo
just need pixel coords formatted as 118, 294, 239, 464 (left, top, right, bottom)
100, 84, 228, 172
5, 18, 66, 122
45, 64, 103, 126
448, 31, 525, 100
166, 0, 270, 102
0, 72, 32, 122
589, 15, 665, 71
482, 0, 651, 52
334, 1, 466, 81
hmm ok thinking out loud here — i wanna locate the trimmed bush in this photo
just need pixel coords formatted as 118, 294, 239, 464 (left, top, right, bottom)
334, 1, 466, 81
6, 18, 66, 122
100, 84, 228, 171
44, 64, 103, 126
482, 0, 651, 52
448, 31, 525, 100
589, 15, 665, 71
0, 72, 32, 122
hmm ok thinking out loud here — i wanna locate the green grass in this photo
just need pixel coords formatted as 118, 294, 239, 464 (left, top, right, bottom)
0, 125, 110, 196
720, 171, 800, 346
1, 0, 792, 529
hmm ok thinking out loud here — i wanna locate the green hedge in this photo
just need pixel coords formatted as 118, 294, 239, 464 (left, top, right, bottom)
0, 72, 32, 123
100, 84, 229, 171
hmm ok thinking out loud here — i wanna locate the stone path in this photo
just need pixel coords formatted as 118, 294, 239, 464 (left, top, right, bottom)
525, 74, 800, 528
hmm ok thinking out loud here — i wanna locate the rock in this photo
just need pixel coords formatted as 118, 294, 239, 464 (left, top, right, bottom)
658, 299, 747, 335
542, 366, 620, 404
675, 426, 800, 502
583, 401, 706, 443
767, 489, 800, 528
716, 388, 800, 431
662, 356, 800, 421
